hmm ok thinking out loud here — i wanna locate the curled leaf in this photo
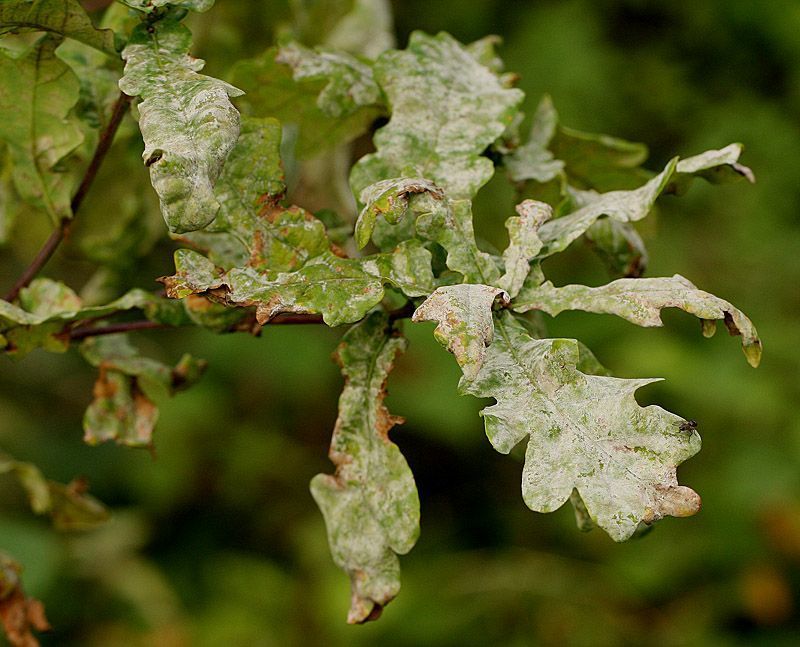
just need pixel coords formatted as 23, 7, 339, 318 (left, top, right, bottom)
311, 312, 419, 623
413, 284, 509, 381
119, 14, 242, 233
0, 554, 51, 647
513, 274, 761, 367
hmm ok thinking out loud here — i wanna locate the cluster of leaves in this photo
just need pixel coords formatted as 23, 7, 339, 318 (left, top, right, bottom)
0, 0, 759, 637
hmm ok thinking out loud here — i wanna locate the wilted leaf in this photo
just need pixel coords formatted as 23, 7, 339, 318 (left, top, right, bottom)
513, 274, 762, 367
584, 218, 649, 278
0, 35, 83, 222
461, 312, 702, 541
119, 13, 242, 233
671, 143, 755, 193
81, 334, 206, 448
0, 0, 117, 55
0, 554, 50, 647
350, 31, 524, 199
413, 284, 509, 381
311, 312, 419, 623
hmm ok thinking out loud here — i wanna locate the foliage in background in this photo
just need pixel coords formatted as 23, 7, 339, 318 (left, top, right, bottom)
0, 0, 797, 645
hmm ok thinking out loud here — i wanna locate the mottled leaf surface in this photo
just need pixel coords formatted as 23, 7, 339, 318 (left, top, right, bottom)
504, 95, 563, 184
311, 312, 419, 623
461, 312, 702, 541
350, 31, 524, 199
119, 0, 215, 12
119, 14, 242, 232
276, 41, 382, 117
672, 143, 755, 193
413, 284, 509, 381
0, 35, 83, 222
81, 334, 206, 448
497, 199, 551, 297
231, 47, 382, 157
513, 274, 761, 367
0, 0, 117, 55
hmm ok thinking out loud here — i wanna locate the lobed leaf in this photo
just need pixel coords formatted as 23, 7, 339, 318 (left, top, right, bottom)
81, 334, 206, 448
231, 47, 382, 157
504, 95, 564, 184
276, 41, 382, 118
461, 312, 702, 541
513, 274, 762, 367
0, 34, 84, 222
413, 284, 509, 381
119, 13, 242, 233
0, 0, 117, 55
350, 31, 524, 200
310, 312, 419, 623
671, 143, 755, 193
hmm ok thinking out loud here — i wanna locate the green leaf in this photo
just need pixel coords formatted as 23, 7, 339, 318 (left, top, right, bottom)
0, 0, 118, 55
223, 240, 433, 327
497, 199, 551, 297
81, 334, 206, 448
461, 312, 702, 541
276, 41, 382, 118
231, 47, 382, 157
119, 13, 243, 233
350, 31, 524, 200
583, 218, 649, 278
310, 312, 419, 624
0, 34, 83, 222
412, 284, 509, 381
118, 0, 216, 12
0, 453, 109, 529
513, 274, 762, 367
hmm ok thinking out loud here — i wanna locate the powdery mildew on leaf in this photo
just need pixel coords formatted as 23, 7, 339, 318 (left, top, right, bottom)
277, 41, 382, 118
81, 334, 205, 449
461, 312, 702, 541
0, 35, 83, 222
310, 312, 419, 623
350, 31, 524, 199
513, 274, 762, 367
504, 95, 564, 183
0, 0, 117, 55
497, 199, 552, 297
413, 284, 509, 381
119, 0, 216, 13
119, 14, 242, 233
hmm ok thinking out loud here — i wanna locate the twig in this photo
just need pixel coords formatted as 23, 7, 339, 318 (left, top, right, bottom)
4, 93, 132, 303
66, 304, 418, 341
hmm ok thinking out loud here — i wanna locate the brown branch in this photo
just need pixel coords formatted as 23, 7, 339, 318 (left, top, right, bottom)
4, 92, 132, 303
66, 304, 418, 341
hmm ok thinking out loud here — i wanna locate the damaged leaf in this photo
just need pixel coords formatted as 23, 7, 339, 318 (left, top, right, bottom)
350, 31, 524, 200
0, 554, 51, 647
310, 312, 419, 623
119, 13, 242, 233
513, 274, 762, 367
461, 312, 702, 541
413, 284, 509, 381
497, 199, 551, 297
81, 334, 206, 448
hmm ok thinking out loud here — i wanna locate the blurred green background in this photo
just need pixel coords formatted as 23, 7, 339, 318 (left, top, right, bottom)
2, 0, 800, 644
